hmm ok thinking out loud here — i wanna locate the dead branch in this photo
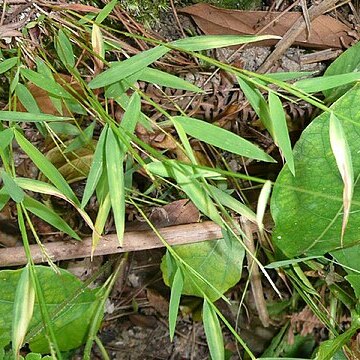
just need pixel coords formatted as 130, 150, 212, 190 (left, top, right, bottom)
0, 221, 258, 267
258, 0, 342, 73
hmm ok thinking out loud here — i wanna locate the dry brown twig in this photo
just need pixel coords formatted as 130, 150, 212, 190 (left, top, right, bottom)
0, 221, 261, 267
258, 0, 345, 73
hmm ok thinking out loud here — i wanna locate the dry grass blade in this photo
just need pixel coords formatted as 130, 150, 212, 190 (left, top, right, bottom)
329, 112, 354, 246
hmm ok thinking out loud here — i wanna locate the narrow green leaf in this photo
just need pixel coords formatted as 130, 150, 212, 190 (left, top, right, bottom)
295, 72, 360, 93
169, 162, 223, 224
12, 265, 35, 358
35, 59, 64, 113
0, 111, 72, 122
92, 182, 111, 249
138, 68, 202, 92
146, 160, 223, 180
237, 77, 272, 131
329, 112, 354, 246
96, 0, 118, 23
14, 130, 79, 206
264, 71, 314, 81
23, 196, 80, 240
169, 268, 183, 341
10, 67, 20, 94
207, 185, 256, 222
0, 57, 18, 74
174, 116, 275, 163
64, 121, 95, 154
47, 122, 80, 136
323, 41, 360, 100
256, 180, 272, 236
89, 46, 169, 89
20, 68, 74, 100
0, 187, 10, 211
121, 92, 141, 135
15, 83, 41, 114
15, 178, 94, 230
315, 322, 360, 359
172, 34, 280, 51
1, 170, 25, 203
265, 256, 324, 269
203, 299, 224, 360
269, 91, 295, 175
0, 128, 14, 150
81, 125, 108, 208
55, 29, 75, 67
105, 128, 125, 245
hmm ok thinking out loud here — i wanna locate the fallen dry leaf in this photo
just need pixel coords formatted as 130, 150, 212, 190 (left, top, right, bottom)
179, 4, 353, 49
146, 288, 169, 316
126, 199, 200, 231
16, 74, 83, 116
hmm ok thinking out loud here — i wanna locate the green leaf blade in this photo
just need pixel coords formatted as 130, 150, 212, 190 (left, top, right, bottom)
271, 84, 360, 258
89, 46, 169, 89
174, 116, 275, 163
105, 128, 125, 245
269, 92, 295, 175
203, 299, 224, 360
172, 34, 280, 51
14, 130, 79, 206
169, 268, 183, 341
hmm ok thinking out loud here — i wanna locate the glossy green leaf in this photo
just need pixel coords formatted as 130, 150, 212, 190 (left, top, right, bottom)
0, 111, 72, 122
23, 196, 80, 240
172, 34, 280, 51
323, 41, 360, 101
55, 29, 75, 67
81, 125, 108, 208
1, 170, 24, 203
0, 266, 100, 353
0, 57, 18, 74
169, 267, 183, 341
202, 299, 224, 360
12, 265, 35, 357
269, 91, 295, 175
174, 116, 275, 163
105, 128, 125, 245
271, 84, 360, 258
14, 130, 79, 206
161, 238, 245, 301
89, 46, 169, 88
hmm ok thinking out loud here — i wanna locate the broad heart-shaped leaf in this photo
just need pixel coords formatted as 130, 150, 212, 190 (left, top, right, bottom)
0, 266, 100, 353
271, 84, 360, 258
161, 238, 245, 301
